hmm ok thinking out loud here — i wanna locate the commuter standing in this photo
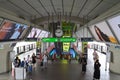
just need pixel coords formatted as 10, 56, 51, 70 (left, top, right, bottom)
32, 53, 36, 70
39, 53, 43, 62
21, 57, 27, 68
51, 54, 54, 63
93, 49, 99, 61
14, 57, 21, 67
78, 51, 82, 64
68, 54, 71, 64
93, 59, 101, 80
27, 55, 31, 63
81, 54, 87, 74
84, 44, 88, 59
43, 54, 48, 69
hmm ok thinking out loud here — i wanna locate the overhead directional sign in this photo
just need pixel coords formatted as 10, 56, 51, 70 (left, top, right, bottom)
42, 38, 76, 42
60, 38, 76, 42
42, 38, 58, 42
81, 37, 93, 42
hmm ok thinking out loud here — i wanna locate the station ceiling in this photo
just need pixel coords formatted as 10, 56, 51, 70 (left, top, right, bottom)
0, 0, 120, 25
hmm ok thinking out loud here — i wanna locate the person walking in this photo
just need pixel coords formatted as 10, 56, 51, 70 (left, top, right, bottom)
93, 59, 101, 80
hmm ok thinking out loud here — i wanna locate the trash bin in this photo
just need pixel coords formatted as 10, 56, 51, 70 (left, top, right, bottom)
15, 67, 26, 80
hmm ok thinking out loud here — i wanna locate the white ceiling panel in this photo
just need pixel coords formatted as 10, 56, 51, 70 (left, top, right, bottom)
52, 0, 62, 6
26, 0, 47, 16
0, 0, 31, 18
88, 0, 120, 19
40, 0, 54, 13
104, 0, 120, 4
64, 0, 73, 13
9, 0, 39, 16
73, 0, 85, 8
52, 0, 62, 12
72, 8, 80, 16
71, 0, 85, 16
82, 0, 100, 10
0, 0, 119, 25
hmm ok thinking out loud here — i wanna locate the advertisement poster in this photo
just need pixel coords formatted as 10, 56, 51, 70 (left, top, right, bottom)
0, 20, 28, 40
27, 28, 41, 38
107, 15, 120, 43
38, 30, 47, 38
89, 21, 118, 44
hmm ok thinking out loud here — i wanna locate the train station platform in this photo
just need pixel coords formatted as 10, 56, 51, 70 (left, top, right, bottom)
0, 49, 120, 80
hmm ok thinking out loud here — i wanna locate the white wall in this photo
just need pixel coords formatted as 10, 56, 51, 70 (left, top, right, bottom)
13, 41, 36, 55
0, 44, 13, 73
18, 49, 36, 61
109, 45, 120, 74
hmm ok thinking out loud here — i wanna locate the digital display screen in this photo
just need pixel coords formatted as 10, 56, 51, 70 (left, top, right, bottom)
89, 21, 118, 44
27, 28, 41, 38
0, 20, 28, 41
107, 15, 120, 43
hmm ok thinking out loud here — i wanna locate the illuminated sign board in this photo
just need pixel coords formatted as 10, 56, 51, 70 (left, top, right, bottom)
60, 38, 76, 42
42, 38, 76, 42
42, 38, 58, 42
63, 42, 70, 52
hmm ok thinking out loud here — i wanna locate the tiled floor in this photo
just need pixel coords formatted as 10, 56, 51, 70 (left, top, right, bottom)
0, 49, 120, 80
